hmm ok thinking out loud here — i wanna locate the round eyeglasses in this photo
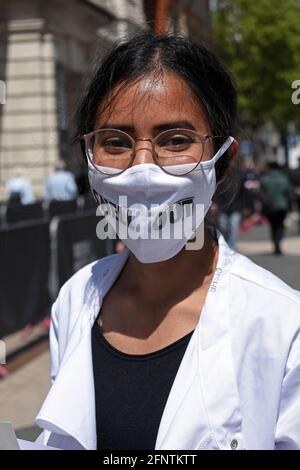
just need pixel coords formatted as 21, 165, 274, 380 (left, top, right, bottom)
80, 128, 217, 176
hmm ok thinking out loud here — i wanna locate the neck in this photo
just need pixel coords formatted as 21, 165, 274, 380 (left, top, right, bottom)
121, 228, 219, 306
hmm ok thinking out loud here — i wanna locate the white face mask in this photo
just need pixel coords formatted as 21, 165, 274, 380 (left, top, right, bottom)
88, 136, 234, 263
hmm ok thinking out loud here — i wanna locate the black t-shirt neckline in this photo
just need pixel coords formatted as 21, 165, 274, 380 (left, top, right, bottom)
93, 320, 195, 361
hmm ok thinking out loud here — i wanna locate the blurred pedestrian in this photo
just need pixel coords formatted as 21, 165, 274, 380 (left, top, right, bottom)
289, 157, 300, 233
217, 184, 243, 249
5, 166, 35, 205
239, 162, 266, 233
44, 160, 78, 201
260, 162, 294, 255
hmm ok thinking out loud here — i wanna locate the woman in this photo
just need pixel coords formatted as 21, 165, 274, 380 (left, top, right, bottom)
36, 33, 300, 450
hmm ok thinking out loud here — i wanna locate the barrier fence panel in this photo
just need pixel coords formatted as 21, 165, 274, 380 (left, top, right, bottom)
0, 210, 113, 338
49, 210, 113, 300
0, 220, 50, 337
5, 202, 44, 224
47, 199, 78, 219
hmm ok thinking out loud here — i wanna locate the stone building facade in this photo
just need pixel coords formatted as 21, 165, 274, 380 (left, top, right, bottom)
0, 0, 211, 200
0, 0, 144, 199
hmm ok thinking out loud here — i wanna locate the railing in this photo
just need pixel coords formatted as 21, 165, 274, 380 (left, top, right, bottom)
0, 205, 113, 338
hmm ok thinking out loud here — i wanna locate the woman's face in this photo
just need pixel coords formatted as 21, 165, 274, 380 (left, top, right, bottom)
94, 71, 216, 167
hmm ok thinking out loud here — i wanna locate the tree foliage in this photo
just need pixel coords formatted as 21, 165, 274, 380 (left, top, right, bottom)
212, 0, 300, 130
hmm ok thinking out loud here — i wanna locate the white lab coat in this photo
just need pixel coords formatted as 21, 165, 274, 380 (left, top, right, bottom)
36, 232, 300, 450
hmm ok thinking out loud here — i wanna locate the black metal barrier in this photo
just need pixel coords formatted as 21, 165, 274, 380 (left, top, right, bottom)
6, 201, 44, 224
47, 199, 78, 218
49, 210, 114, 300
0, 220, 50, 337
0, 211, 113, 337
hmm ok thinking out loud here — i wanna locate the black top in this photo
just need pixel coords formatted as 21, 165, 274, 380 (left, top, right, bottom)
91, 320, 194, 450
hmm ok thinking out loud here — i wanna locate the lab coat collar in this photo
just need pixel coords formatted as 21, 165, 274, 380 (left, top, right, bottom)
36, 231, 244, 450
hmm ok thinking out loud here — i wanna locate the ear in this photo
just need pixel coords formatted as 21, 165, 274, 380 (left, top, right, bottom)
224, 138, 239, 173
215, 138, 239, 183
228, 138, 239, 161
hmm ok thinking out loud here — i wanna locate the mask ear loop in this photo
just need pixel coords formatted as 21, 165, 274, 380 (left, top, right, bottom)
185, 136, 234, 252
210, 136, 234, 166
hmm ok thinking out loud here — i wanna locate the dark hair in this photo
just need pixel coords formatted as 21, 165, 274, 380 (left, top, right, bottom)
76, 32, 238, 199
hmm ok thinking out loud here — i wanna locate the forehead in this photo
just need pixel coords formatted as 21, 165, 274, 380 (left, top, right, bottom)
95, 71, 209, 129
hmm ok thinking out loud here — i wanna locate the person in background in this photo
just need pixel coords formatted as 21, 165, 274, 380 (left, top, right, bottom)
238, 162, 265, 233
289, 157, 300, 234
5, 166, 35, 205
215, 165, 257, 249
44, 159, 78, 201
260, 162, 294, 255
216, 183, 243, 249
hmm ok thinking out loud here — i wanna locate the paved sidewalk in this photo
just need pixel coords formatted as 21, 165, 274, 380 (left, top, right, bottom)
236, 221, 300, 290
0, 349, 50, 439
237, 234, 300, 256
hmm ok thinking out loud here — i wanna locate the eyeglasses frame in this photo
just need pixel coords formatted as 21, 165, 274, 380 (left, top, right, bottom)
79, 128, 224, 177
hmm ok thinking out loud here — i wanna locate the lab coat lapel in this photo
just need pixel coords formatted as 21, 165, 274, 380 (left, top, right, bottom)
36, 249, 129, 450
36, 316, 98, 449
156, 234, 245, 450
197, 237, 245, 450
155, 324, 208, 449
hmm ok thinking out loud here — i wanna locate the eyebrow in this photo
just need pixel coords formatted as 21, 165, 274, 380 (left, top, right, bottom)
97, 121, 197, 133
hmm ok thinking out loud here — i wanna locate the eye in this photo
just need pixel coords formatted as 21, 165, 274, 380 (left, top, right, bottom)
159, 134, 194, 151
95, 136, 132, 155
102, 137, 131, 149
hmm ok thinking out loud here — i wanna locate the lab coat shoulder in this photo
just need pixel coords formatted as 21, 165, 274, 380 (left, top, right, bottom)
228, 250, 300, 356
53, 250, 124, 323
228, 251, 300, 450
49, 251, 126, 380
229, 250, 300, 323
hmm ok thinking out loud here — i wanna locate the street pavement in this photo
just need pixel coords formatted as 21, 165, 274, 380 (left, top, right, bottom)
0, 214, 299, 443
0, 350, 50, 441
237, 215, 300, 290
